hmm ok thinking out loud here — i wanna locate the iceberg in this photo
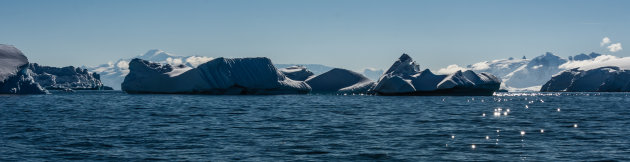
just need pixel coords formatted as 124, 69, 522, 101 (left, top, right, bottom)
0, 44, 47, 94
28, 63, 112, 90
121, 57, 311, 94
373, 54, 500, 96
305, 68, 375, 94
278, 65, 314, 81
87, 49, 214, 90
541, 66, 630, 92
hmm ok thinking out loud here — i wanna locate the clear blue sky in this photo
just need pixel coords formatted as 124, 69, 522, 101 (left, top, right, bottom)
1, 0, 629, 71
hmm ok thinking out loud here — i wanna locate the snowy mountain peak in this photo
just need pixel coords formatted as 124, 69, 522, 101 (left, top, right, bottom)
138, 49, 177, 62
528, 52, 567, 66
570, 52, 602, 61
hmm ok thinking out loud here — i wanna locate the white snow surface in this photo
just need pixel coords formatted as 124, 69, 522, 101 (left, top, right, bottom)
0, 44, 28, 82
502, 52, 567, 89
373, 54, 500, 94
87, 49, 214, 89
305, 68, 375, 93
121, 57, 310, 94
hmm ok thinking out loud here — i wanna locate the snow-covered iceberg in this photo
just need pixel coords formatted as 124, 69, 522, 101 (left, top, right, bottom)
305, 68, 375, 94
541, 66, 630, 92
278, 65, 314, 81
373, 54, 500, 96
28, 63, 112, 90
87, 49, 214, 90
121, 57, 311, 94
0, 44, 47, 94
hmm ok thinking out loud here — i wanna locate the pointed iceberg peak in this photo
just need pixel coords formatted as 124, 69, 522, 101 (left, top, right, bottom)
373, 54, 500, 95
399, 53, 412, 61
383, 53, 420, 76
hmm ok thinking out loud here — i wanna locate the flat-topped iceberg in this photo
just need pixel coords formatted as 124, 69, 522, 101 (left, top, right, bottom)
278, 65, 314, 81
121, 57, 311, 94
373, 54, 500, 96
541, 66, 630, 92
305, 68, 375, 94
0, 44, 47, 94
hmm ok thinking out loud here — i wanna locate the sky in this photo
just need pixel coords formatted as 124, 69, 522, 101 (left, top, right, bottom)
1, 0, 629, 71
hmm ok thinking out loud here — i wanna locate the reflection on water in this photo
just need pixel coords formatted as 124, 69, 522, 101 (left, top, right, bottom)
0, 91, 629, 161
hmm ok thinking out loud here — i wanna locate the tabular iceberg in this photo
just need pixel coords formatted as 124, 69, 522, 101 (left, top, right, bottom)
541, 67, 630, 92
0, 44, 47, 94
121, 57, 311, 94
28, 63, 112, 90
279, 65, 314, 81
305, 68, 375, 94
373, 54, 500, 96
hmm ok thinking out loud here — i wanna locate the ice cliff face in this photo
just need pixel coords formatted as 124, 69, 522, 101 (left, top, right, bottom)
373, 54, 500, 95
0, 44, 47, 94
121, 57, 311, 94
541, 66, 630, 92
28, 63, 111, 90
278, 66, 314, 81
87, 49, 214, 90
305, 68, 375, 94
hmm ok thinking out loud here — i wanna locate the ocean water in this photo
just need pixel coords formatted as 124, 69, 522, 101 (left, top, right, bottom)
1, 91, 629, 161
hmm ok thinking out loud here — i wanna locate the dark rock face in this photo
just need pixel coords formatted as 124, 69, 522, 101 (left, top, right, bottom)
28, 63, 110, 90
541, 66, 630, 92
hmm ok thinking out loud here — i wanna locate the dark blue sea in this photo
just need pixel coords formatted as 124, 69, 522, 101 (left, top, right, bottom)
1, 91, 629, 161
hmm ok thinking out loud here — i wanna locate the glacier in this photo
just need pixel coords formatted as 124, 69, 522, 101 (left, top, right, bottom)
437, 52, 613, 92
121, 57, 311, 94
305, 68, 375, 94
0, 44, 47, 94
373, 54, 500, 96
